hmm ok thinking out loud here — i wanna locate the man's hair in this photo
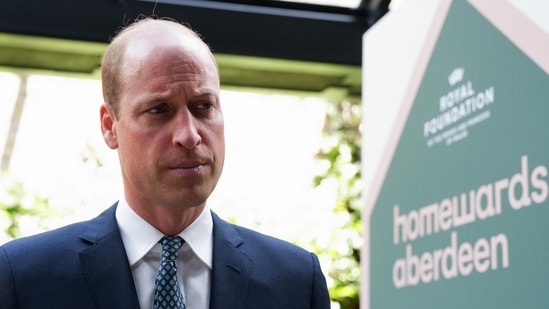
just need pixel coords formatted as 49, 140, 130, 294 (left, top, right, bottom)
100, 17, 207, 117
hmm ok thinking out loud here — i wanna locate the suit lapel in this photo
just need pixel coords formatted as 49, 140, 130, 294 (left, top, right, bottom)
76, 207, 252, 309
78, 205, 140, 309
209, 212, 252, 309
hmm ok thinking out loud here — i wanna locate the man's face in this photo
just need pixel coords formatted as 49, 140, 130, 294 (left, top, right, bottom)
102, 35, 224, 211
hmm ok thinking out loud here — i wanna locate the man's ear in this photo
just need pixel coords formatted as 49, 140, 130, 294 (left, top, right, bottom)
100, 103, 119, 149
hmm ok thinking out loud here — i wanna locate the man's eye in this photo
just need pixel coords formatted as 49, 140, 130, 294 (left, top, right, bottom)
149, 105, 168, 114
197, 102, 214, 110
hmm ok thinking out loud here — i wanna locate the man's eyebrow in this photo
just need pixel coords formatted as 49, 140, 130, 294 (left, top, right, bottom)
195, 87, 219, 97
139, 92, 171, 104
192, 92, 220, 104
135, 87, 219, 105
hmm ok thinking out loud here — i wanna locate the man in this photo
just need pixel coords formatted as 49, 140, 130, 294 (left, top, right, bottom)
0, 18, 330, 309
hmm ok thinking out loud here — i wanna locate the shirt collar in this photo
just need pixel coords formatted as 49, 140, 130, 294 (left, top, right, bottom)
115, 198, 213, 269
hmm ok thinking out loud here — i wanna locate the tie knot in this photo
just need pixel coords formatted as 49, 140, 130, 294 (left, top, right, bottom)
160, 236, 183, 261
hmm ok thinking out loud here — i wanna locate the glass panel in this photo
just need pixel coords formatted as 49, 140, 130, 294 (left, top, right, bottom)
277, 0, 362, 8
0, 72, 20, 168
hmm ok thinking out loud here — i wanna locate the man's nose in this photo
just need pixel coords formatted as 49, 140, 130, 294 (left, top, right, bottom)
172, 111, 201, 149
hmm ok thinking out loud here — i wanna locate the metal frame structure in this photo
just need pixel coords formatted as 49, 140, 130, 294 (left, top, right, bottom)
0, 0, 389, 65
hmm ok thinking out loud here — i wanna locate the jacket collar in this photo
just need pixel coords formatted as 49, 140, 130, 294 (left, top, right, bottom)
78, 204, 141, 309
209, 211, 252, 309
77, 205, 253, 309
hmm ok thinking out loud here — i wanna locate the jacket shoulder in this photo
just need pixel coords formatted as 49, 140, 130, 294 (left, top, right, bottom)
0, 205, 118, 258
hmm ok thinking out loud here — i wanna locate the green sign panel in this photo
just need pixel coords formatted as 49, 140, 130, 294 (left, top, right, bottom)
369, 1, 549, 308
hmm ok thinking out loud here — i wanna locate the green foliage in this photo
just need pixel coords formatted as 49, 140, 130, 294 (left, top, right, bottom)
0, 173, 51, 240
314, 99, 362, 309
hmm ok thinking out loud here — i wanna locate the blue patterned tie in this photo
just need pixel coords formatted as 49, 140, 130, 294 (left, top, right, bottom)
154, 236, 186, 309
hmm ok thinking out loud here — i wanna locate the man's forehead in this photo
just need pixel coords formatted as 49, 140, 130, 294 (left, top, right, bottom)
121, 20, 200, 46
122, 25, 210, 63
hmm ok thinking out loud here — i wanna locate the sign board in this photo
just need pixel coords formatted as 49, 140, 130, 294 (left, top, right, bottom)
362, 0, 549, 307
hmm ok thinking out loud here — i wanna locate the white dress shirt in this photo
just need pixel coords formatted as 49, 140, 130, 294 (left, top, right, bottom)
115, 198, 212, 309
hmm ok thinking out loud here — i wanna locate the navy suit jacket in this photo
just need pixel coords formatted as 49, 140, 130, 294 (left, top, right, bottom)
0, 204, 330, 308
